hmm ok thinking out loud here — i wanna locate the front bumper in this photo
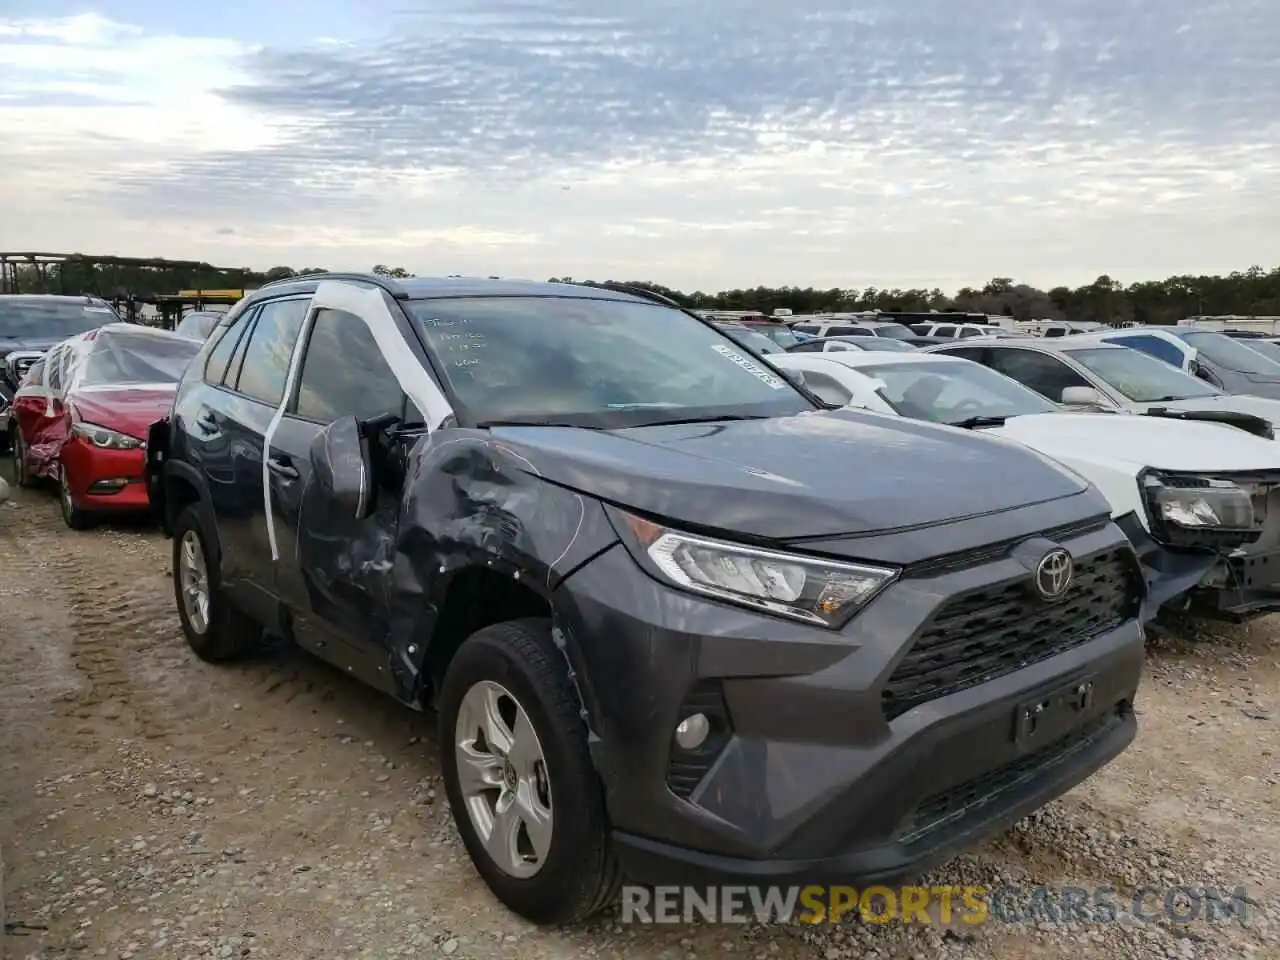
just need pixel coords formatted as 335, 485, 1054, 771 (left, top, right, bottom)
553, 521, 1145, 886
61, 437, 151, 513
1116, 512, 1280, 622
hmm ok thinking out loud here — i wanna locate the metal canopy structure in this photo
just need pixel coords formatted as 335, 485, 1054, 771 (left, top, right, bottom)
0, 252, 255, 328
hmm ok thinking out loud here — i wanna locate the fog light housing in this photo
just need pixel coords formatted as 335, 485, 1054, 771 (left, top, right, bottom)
667, 680, 733, 800
87, 478, 130, 494
674, 713, 710, 749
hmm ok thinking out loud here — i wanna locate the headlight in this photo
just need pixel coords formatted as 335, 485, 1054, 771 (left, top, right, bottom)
1140, 471, 1258, 546
71, 422, 144, 450
610, 508, 898, 627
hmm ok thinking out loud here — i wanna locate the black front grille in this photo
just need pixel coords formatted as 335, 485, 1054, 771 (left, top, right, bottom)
882, 548, 1141, 721
896, 708, 1123, 844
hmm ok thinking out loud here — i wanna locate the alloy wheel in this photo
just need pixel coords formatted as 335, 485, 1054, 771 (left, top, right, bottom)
453, 680, 554, 878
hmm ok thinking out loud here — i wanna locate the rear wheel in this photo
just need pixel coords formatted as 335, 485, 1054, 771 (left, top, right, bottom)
439, 618, 621, 925
172, 505, 261, 662
58, 464, 92, 530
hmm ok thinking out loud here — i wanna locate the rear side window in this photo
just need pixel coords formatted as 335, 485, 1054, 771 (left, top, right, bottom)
233, 299, 309, 405
291, 308, 404, 423
1101, 334, 1185, 367
205, 310, 254, 385
933, 325, 957, 337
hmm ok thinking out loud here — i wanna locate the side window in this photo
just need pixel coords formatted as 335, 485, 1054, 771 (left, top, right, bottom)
909, 324, 933, 335
205, 309, 255, 385
793, 324, 820, 335
788, 340, 824, 352
824, 341, 856, 352
798, 370, 854, 406
933, 325, 957, 337
1101, 334, 1185, 367
841, 327, 872, 336
292, 308, 405, 423
233, 299, 309, 406
958, 326, 983, 338
986, 349, 1090, 402
826, 325, 860, 336
1043, 327, 1066, 337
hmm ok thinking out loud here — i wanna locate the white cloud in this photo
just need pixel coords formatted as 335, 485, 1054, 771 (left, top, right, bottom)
1, 3, 1279, 291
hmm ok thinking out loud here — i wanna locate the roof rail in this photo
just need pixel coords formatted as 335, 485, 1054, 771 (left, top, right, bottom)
258, 271, 409, 299
574, 281, 684, 309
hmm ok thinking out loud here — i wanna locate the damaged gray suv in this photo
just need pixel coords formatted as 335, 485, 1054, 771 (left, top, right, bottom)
145, 273, 1147, 924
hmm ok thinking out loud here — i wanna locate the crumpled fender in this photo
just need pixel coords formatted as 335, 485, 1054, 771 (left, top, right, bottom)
1113, 511, 1218, 620
301, 428, 622, 715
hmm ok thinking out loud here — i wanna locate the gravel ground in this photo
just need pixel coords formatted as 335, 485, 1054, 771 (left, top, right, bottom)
1, 468, 1276, 960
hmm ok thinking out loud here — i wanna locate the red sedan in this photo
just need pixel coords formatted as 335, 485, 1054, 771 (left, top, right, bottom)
10, 323, 203, 528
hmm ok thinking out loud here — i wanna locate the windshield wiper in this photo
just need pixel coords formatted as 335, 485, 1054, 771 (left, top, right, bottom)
1146, 395, 1189, 402
947, 415, 1009, 428
476, 417, 596, 429
642, 413, 772, 427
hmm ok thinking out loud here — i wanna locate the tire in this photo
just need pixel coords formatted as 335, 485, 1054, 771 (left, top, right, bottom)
439, 618, 621, 925
11, 431, 34, 489
172, 505, 260, 662
58, 463, 92, 530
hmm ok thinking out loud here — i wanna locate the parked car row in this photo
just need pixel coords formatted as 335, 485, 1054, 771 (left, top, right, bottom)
4, 278, 1278, 928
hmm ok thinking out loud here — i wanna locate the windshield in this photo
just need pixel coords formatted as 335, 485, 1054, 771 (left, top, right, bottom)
1235, 338, 1280, 365
716, 325, 783, 355
1065, 347, 1222, 401
409, 297, 815, 427
869, 360, 1059, 424
0, 299, 117, 339
848, 337, 916, 353
746, 323, 803, 348
78, 330, 203, 387
870, 323, 915, 340
174, 312, 222, 341
1178, 331, 1280, 376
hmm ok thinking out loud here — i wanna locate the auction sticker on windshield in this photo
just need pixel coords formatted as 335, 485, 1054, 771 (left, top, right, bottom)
710, 344, 787, 389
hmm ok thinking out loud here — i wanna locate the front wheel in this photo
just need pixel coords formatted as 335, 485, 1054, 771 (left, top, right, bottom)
172, 505, 261, 662
11, 431, 34, 488
58, 464, 91, 530
438, 618, 621, 925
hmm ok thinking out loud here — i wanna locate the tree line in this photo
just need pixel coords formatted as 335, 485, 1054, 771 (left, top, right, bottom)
7, 258, 1280, 326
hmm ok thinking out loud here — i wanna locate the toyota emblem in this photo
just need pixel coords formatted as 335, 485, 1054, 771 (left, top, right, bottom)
1034, 548, 1074, 602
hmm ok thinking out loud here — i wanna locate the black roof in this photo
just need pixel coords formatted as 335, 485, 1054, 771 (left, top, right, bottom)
248, 273, 657, 306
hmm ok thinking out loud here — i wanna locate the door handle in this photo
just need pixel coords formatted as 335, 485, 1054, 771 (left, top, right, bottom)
267, 456, 299, 480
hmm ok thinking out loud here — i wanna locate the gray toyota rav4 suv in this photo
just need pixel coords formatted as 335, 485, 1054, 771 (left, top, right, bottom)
144, 273, 1146, 925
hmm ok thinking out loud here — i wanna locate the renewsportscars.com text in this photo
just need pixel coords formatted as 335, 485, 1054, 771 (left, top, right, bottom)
620, 884, 1253, 925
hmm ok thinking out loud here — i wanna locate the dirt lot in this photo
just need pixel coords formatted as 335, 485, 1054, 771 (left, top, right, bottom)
1, 471, 1277, 960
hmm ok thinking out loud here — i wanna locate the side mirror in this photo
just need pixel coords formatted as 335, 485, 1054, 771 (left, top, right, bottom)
1061, 386, 1104, 406
310, 415, 375, 520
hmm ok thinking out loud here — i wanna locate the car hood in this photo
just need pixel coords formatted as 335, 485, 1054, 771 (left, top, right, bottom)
1127, 393, 1280, 422
69, 386, 176, 439
988, 412, 1280, 473
486, 409, 1089, 540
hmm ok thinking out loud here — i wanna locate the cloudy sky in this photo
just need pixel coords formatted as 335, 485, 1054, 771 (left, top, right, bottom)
1, 1, 1277, 292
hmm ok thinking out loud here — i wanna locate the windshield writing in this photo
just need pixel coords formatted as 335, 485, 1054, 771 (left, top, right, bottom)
409, 297, 814, 427
1066, 347, 1222, 401
870, 361, 1059, 423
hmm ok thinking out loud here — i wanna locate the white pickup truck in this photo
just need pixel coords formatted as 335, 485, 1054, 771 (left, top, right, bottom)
773, 349, 1280, 622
